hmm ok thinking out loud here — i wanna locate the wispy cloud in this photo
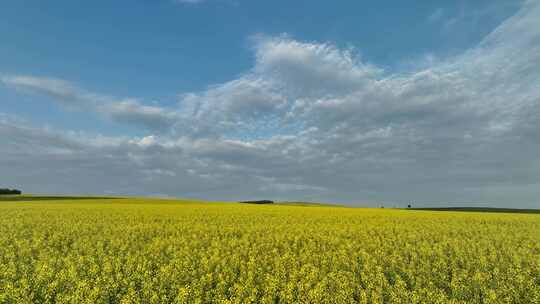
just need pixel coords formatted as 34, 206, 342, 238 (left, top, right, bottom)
428, 8, 445, 23
1, 75, 178, 132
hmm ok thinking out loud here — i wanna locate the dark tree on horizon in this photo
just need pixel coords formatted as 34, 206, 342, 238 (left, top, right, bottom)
0, 188, 22, 195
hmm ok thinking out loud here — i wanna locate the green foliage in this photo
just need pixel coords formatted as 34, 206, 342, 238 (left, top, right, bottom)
0, 199, 539, 303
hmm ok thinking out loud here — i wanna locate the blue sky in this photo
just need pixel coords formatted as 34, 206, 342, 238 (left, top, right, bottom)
1, 0, 539, 207
0, 0, 519, 97
0, 0, 521, 135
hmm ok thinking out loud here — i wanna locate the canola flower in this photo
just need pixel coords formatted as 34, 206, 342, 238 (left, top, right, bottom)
0, 198, 539, 303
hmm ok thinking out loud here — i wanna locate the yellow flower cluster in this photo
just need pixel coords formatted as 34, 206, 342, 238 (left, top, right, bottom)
0, 199, 539, 303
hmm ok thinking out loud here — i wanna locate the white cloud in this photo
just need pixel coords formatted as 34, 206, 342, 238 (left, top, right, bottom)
253, 35, 382, 97
428, 8, 445, 23
99, 99, 178, 132
2, 1, 540, 207
1, 75, 95, 109
1, 76, 178, 132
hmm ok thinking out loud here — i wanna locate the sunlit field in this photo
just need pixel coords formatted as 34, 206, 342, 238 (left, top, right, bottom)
0, 197, 539, 303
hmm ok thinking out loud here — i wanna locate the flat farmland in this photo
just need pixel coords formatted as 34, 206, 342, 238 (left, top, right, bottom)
0, 197, 539, 303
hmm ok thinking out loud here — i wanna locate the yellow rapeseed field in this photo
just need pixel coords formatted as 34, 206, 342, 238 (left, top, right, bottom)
0, 198, 539, 303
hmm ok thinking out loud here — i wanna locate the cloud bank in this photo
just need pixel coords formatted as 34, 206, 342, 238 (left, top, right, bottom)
1, 1, 540, 207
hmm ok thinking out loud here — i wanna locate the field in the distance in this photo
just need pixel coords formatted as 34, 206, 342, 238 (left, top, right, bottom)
0, 197, 539, 303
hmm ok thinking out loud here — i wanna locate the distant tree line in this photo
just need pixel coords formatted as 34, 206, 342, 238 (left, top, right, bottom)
239, 200, 274, 205
0, 188, 22, 195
